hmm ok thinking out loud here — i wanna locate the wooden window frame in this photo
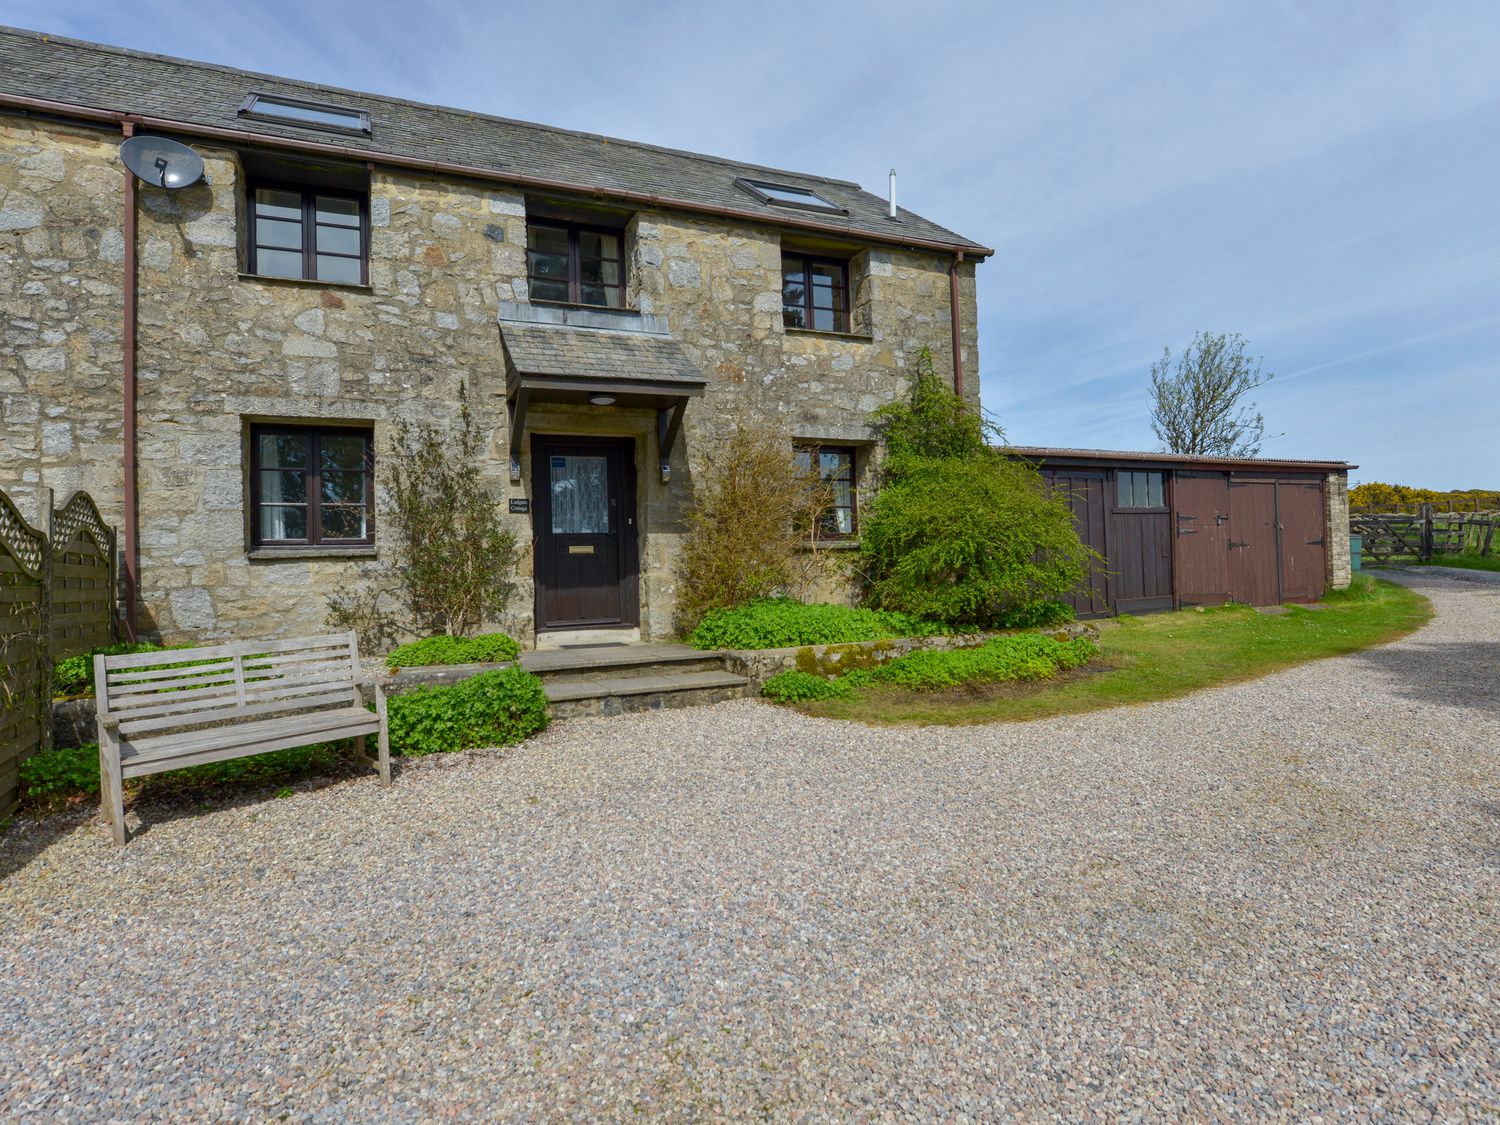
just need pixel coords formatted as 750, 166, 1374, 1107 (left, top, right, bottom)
796, 443, 858, 538
247, 180, 369, 285
782, 254, 851, 334
1114, 469, 1168, 512
525, 220, 628, 309
250, 424, 376, 548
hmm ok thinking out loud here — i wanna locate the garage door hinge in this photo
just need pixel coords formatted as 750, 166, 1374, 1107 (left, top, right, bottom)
1228, 540, 1248, 549
1306, 537, 1324, 546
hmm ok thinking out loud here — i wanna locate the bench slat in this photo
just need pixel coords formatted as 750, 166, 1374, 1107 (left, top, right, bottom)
102, 632, 357, 670
107, 659, 238, 686
116, 683, 362, 732
109, 666, 356, 714
121, 711, 381, 778
108, 668, 239, 696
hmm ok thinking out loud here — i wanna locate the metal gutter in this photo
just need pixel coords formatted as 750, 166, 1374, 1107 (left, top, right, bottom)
948, 251, 965, 397
119, 120, 138, 641
0, 92, 996, 260
1004, 447, 1358, 473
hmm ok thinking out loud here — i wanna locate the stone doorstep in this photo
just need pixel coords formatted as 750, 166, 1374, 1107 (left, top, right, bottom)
544, 671, 751, 720
519, 642, 725, 681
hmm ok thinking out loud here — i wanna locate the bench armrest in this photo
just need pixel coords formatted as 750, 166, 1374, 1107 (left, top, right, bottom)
98, 715, 120, 732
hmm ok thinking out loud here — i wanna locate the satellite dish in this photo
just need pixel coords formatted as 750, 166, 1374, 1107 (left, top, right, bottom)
120, 135, 205, 190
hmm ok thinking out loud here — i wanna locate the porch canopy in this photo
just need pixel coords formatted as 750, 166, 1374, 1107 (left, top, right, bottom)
499, 312, 706, 479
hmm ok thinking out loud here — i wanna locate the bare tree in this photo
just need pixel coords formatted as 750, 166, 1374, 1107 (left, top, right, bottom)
1149, 332, 1274, 457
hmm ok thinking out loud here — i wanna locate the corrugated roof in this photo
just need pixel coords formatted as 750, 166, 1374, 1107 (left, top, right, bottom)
1004, 446, 1357, 472
0, 26, 991, 256
500, 321, 705, 387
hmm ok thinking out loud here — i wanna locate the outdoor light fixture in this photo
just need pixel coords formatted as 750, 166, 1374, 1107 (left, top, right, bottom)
589, 394, 616, 406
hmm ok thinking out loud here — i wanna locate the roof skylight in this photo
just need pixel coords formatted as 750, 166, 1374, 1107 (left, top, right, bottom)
239, 93, 371, 135
735, 177, 846, 215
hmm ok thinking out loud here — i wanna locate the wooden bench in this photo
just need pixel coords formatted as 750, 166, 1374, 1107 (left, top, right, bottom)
93, 631, 390, 845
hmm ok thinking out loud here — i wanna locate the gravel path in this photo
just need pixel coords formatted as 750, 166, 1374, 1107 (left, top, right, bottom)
1, 572, 1496, 1121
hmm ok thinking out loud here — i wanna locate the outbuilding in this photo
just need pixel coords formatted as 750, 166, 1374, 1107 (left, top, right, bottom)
1005, 448, 1355, 618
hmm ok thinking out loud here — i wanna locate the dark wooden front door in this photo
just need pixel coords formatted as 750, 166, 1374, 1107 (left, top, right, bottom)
1174, 471, 1232, 607
533, 438, 638, 630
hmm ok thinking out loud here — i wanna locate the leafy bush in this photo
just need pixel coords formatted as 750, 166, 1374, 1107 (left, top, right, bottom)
386, 632, 520, 669
864, 634, 1096, 691
19, 743, 101, 802
688, 598, 944, 650
52, 642, 178, 698
759, 634, 1098, 704
386, 666, 548, 757
19, 741, 345, 807
328, 382, 521, 648
674, 418, 837, 632
858, 351, 1095, 630
761, 670, 852, 703
993, 601, 1076, 630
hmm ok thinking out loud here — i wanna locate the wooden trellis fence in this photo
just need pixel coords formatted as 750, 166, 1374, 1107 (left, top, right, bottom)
1350, 503, 1497, 562
0, 486, 117, 814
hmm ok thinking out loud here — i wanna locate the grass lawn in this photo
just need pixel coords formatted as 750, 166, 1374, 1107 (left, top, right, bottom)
1410, 554, 1500, 573
797, 575, 1431, 726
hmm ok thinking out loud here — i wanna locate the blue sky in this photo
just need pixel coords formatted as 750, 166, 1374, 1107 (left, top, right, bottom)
13, 0, 1499, 487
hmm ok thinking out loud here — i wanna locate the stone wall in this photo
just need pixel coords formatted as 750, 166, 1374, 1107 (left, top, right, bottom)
2, 113, 982, 647
0, 118, 126, 526
1325, 470, 1352, 590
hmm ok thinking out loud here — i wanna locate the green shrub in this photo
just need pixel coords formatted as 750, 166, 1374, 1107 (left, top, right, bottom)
994, 601, 1076, 630
859, 350, 1096, 630
859, 455, 1095, 629
761, 670, 853, 703
18, 741, 346, 806
52, 642, 177, 698
674, 418, 836, 632
386, 666, 548, 756
386, 632, 521, 668
19, 743, 100, 802
866, 634, 1096, 691
688, 598, 944, 650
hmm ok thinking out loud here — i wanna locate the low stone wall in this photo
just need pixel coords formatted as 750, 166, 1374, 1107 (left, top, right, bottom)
723, 622, 1097, 690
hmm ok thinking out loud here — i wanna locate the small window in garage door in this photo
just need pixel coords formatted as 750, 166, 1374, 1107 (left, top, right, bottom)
1117, 470, 1164, 509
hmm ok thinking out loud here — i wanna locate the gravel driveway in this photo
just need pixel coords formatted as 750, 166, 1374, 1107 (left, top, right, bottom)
1, 571, 1496, 1121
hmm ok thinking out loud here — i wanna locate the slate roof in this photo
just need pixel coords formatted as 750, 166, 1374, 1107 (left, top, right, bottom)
1004, 447, 1356, 471
500, 321, 706, 388
0, 26, 991, 256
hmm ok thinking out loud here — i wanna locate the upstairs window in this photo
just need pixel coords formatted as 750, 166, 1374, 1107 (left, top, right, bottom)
251, 425, 374, 547
249, 184, 367, 285
782, 255, 849, 333
526, 221, 625, 308
736, 178, 846, 215
795, 444, 857, 537
239, 93, 371, 135
1117, 470, 1165, 509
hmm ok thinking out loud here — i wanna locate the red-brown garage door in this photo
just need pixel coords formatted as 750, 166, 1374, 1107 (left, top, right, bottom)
1226, 478, 1326, 605
1174, 471, 1232, 606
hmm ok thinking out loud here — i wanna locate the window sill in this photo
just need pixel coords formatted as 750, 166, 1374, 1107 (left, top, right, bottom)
531, 299, 638, 315
238, 273, 373, 292
248, 546, 378, 560
798, 539, 860, 550
784, 327, 874, 342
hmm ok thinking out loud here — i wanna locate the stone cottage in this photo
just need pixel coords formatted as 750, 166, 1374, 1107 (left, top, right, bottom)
0, 27, 990, 647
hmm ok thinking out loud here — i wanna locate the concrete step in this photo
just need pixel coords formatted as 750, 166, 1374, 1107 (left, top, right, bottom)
520, 642, 727, 683
543, 669, 750, 718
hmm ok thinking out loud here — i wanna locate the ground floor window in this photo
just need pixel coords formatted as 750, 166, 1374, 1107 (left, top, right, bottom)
250, 424, 374, 547
795, 444, 857, 537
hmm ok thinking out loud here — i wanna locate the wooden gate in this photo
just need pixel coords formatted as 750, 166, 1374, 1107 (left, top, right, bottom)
0, 491, 48, 815
1174, 472, 1231, 606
